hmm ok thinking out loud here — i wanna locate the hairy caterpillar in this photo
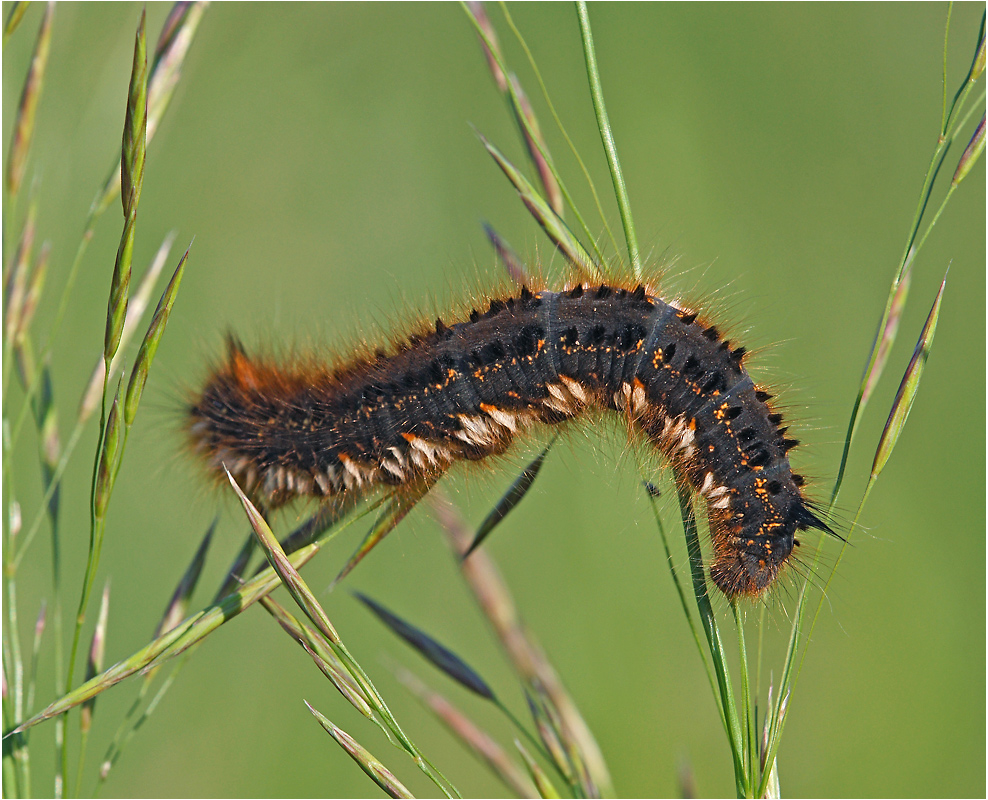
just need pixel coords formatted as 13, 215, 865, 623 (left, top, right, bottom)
188, 277, 832, 599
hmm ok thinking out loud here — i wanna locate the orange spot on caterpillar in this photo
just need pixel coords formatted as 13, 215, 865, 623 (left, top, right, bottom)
188, 280, 833, 599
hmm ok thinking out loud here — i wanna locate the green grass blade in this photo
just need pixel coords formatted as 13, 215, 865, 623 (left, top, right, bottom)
675, 483, 746, 795
5, 1, 53, 200
225, 470, 458, 798
575, 1, 640, 278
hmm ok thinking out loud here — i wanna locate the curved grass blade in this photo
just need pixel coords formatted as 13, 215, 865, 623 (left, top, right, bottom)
261, 597, 373, 719
353, 592, 494, 701
642, 480, 721, 725
225, 471, 457, 798
462, 438, 554, 559
675, 483, 747, 795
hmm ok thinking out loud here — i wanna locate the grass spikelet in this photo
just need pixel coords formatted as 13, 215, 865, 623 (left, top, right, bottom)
861, 251, 913, 408
465, 2, 507, 92
870, 273, 946, 482
524, 690, 573, 789
305, 704, 415, 799
3, 1, 30, 41
482, 222, 528, 284
477, 132, 598, 278
93, 377, 123, 523
4, 201, 35, 346
465, 1, 561, 216
94, 3, 206, 215
147, 2, 207, 136
515, 739, 560, 799
224, 468, 457, 797
396, 668, 538, 798
354, 591, 495, 700
462, 438, 554, 559
26, 601, 46, 715
152, 520, 214, 641
80, 232, 176, 423
124, 243, 190, 426
260, 597, 373, 719
829, 8, 982, 505
120, 11, 147, 219
15, 240, 48, 345
225, 466, 342, 646
103, 200, 135, 367
509, 74, 563, 217
5, 1, 52, 199
103, 10, 147, 365
80, 582, 110, 734
952, 113, 985, 185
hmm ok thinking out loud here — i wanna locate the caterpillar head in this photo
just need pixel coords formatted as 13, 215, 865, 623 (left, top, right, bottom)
710, 502, 833, 599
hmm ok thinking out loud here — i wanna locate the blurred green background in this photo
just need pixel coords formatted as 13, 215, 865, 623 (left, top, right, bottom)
3, 3, 984, 797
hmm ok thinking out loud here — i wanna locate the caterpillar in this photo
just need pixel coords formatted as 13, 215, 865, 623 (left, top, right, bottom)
188, 277, 832, 600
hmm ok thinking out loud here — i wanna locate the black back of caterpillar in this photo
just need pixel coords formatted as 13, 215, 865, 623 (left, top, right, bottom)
189, 280, 832, 599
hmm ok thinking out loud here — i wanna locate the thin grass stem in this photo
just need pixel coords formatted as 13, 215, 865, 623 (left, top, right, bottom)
575, 1, 641, 278
732, 603, 756, 796
675, 483, 746, 795
643, 484, 724, 730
